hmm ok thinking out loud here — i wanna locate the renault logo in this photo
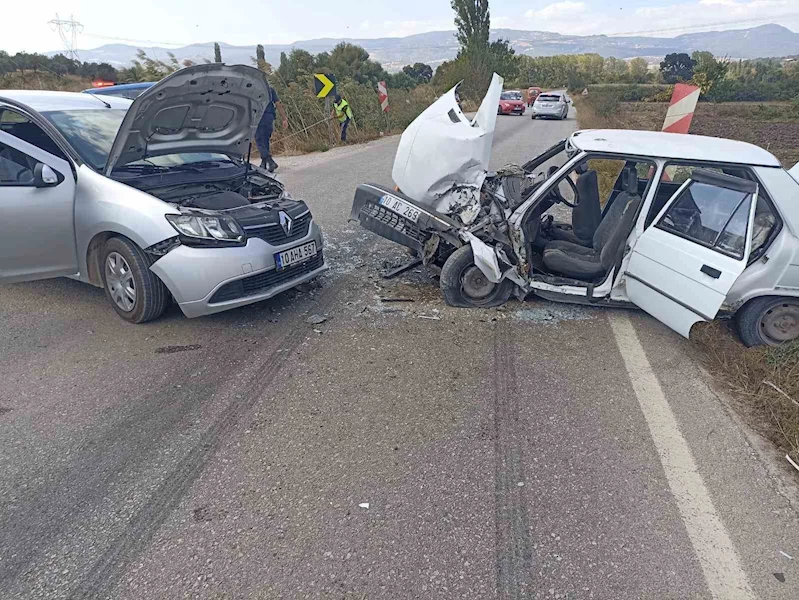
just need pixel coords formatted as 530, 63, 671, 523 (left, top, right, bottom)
279, 211, 293, 236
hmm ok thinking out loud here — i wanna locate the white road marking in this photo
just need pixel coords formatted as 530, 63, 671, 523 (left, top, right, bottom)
608, 313, 756, 600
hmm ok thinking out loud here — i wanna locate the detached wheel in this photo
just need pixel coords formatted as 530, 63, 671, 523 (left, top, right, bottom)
101, 236, 169, 324
736, 296, 799, 347
440, 245, 514, 308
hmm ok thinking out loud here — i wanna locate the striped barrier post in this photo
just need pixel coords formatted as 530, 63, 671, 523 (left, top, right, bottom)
662, 83, 701, 134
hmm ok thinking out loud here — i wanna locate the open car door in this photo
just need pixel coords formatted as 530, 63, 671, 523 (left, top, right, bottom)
624, 168, 758, 338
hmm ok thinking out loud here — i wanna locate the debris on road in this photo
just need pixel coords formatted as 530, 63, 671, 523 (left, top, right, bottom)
155, 344, 203, 354
774, 572, 786, 583
786, 454, 799, 474
358, 502, 370, 509
379, 297, 415, 303
313, 329, 323, 334
306, 314, 328, 325
780, 551, 793, 560
418, 315, 441, 321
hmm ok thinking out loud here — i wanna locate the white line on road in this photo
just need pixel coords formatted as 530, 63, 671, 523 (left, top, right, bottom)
608, 313, 756, 600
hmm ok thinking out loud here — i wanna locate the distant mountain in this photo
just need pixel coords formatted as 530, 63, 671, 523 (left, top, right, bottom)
47, 24, 799, 73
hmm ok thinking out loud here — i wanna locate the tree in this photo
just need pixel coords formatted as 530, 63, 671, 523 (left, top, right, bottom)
253, 44, 272, 73
276, 48, 315, 83
326, 42, 388, 85
628, 58, 650, 83
388, 71, 417, 89
690, 50, 728, 93
451, 0, 490, 54
214, 42, 222, 63
660, 52, 695, 83
402, 62, 433, 84
603, 56, 629, 83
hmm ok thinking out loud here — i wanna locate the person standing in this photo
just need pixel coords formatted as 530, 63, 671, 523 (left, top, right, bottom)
331, 94, 354, 143
255, 85, 288, 172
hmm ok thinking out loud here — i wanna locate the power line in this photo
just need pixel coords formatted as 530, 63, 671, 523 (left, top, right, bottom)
48, 14, 84, 60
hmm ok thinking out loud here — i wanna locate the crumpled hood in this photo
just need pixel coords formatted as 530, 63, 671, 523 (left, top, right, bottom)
105, 64, 270, 175
392, 73, 502, 211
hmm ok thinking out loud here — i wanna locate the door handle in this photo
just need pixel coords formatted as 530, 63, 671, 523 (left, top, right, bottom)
701, 264, 721, 279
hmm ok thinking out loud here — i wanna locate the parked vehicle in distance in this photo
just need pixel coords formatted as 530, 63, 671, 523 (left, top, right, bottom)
527, 87, 542, 106
1, 64, 326, 323
83, 82, 156, 100
532, 92, 569, 120
498, 90, 525, 116
351, 75, 799, 347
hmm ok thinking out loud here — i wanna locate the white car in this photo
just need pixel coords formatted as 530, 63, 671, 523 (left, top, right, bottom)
352, 76, 799, 346
0, 65, 326, 323
532, 92, 569, 120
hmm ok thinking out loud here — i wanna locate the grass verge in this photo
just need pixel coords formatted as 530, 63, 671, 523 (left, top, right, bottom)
574, 92, 799, 464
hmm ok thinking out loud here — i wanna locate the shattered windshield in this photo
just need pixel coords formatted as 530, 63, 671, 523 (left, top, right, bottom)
500, 91, 523, 100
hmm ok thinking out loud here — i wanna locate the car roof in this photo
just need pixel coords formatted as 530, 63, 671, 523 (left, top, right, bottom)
84, 82, 156, 94
570, 129, 781, 167
0, 90, 132, 112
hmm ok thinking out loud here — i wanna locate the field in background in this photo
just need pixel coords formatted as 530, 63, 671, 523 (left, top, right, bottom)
574, 92, 799, 463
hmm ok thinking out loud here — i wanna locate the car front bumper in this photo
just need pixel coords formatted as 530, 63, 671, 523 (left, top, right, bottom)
500, 104, 525, 114
150, 222, 327, 318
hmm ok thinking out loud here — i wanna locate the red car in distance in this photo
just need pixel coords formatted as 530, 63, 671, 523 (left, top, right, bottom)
497, 90, 526, 115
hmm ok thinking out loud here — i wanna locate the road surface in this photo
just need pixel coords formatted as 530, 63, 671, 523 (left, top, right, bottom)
1, 107, 798, 599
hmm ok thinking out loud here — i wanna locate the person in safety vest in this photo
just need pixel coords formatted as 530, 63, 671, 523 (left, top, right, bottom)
331, 94, 354, 142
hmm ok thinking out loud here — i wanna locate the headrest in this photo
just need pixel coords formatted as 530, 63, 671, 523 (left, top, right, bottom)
622, 167, 638, 194
575, 162, 588, 175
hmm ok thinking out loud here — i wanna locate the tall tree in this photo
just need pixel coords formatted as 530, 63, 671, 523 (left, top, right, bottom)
628, 58, 650, 83
660, 53, 695, 83
451, 0, 490, 53
214, 42, 222, 63
402, 63, 433, 84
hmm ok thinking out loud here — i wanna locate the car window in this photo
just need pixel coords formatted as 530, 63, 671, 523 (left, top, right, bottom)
0, 141, 36, 186
657, 180, 753, 259
537, 95, 560, 102
0, 109, 68, 160
44, 109, 127, 171
500, 92, 522, 100
750, 194, 779, 262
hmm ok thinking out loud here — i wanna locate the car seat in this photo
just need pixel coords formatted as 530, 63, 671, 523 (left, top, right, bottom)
547, 163, 602, 246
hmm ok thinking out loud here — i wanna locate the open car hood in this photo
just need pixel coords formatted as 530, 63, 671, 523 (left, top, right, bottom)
392, 73, 503, 207
104, 64, 270, 175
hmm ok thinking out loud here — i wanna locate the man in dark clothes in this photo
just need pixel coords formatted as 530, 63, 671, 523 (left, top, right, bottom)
255, 86, 288, 172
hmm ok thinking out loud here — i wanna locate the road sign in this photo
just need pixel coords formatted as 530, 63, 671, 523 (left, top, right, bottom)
662, 83, 700, 134
377, 81, 389, 112
314, 73, 336, 99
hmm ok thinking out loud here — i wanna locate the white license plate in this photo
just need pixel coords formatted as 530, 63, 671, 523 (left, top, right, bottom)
275, 241, 317, 270
379, 195, 421, 223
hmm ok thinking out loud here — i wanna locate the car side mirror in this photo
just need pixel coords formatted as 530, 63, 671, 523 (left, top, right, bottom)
33, 163, 61, 188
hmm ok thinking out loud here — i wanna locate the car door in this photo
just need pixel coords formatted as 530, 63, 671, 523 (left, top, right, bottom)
623, 168, 758, 337
0, 129, 78, 283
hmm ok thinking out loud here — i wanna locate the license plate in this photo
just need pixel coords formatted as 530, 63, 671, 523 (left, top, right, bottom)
275, 241, 317, 270
379, 195, 421, 223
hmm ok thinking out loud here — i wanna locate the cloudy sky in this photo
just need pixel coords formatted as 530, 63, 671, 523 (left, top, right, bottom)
5, 0, 799, 54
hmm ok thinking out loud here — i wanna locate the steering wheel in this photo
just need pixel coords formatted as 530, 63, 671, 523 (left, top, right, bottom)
550, 175, 579, 208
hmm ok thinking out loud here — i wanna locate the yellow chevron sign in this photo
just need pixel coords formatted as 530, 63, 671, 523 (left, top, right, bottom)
314, 73, 336, 98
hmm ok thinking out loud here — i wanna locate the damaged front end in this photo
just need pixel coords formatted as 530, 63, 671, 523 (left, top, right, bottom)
350, 74, 545, 290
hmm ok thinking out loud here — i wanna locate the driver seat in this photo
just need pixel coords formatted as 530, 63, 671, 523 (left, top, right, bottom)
542, 168, 642, 280
548, 163, 602, 246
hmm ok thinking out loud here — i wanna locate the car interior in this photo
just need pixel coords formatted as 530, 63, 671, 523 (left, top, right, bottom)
519, 155, 654, 285
0, 109, 68, 183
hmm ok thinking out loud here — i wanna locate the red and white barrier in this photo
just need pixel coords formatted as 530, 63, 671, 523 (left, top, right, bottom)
377, 81, 389, 113
662, 83, 700, 134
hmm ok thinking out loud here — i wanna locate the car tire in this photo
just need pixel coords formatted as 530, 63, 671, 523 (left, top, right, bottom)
101, 236, 169, 324
440, 245, 514, 308
735, 296, 799, 347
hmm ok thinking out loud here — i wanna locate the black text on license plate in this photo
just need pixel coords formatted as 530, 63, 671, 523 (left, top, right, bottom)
276, 241, 317, 270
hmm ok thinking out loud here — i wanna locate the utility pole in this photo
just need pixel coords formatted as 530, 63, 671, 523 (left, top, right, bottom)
48, 14, 84, 61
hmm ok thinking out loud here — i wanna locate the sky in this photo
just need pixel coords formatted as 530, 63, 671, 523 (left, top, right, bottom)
5, 0, 799, 54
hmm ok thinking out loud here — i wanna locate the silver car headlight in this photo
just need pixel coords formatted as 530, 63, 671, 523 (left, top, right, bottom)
165, 214, 245, 246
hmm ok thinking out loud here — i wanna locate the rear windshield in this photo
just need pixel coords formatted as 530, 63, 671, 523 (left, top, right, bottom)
500, 91, 522, 100
537, 94, 561, 102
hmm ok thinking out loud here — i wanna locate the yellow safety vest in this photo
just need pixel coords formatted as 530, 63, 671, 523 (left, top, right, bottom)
334, 99, 353, 122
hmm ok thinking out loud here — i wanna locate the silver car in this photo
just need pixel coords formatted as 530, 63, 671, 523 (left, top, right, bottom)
531, 92, 569, 120
0, 65, 326, 323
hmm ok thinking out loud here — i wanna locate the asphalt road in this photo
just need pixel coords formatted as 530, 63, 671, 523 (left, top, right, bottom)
2, 107, 799, 599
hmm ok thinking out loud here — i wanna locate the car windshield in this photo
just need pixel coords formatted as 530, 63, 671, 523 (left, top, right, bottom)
501, 92, 522, 100
537, 94, 560, 102
44, 109, 234, 172
44, 109, 126, 171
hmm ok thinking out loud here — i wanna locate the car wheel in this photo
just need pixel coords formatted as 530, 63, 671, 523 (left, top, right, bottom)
735, 296, 799, 347
101, 236, 169, 324
440, 245, 514, 308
